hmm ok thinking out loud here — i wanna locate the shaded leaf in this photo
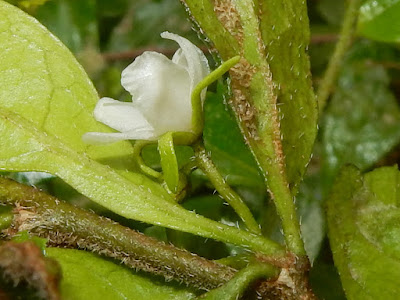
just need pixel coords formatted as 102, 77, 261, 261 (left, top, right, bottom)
107, 0, 195, 52
297, 171, 325, 262
327, 165, 400, 300
317, 0, 345, 26
322, 62, 400, 186
46, 248, 195, 300
358, 0, 400, 42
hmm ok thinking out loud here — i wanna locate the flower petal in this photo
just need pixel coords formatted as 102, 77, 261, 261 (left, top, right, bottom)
161, 31, 210, 97
93, 97, 154, 133
120, 52, 193, 135
82, 129, 155, 145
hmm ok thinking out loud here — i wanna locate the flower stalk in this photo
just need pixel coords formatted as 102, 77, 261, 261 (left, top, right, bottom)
194, 142, 261, 235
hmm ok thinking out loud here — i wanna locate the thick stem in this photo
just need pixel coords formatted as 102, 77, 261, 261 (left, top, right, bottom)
194, 142, 261, 235
0, 177, 236, 290
317, 0, 362, 113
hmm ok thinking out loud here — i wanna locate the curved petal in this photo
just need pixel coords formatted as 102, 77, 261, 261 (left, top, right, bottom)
93, 97, 154, 133
121, 52, 192, 135
161, 31, 210, 99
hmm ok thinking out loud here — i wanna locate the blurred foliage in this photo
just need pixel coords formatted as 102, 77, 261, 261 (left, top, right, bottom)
4, 0, 400, 298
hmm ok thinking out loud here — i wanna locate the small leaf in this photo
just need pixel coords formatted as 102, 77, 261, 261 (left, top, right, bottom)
46, 248, 196, 300
327, 165, 400, 300
322, 62, 400, 186
358, 0, 400, 42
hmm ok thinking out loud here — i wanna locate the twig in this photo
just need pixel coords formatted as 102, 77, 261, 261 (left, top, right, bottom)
194, 142, 261, 235
316, 0, 362, 114
0, 176, 236, 290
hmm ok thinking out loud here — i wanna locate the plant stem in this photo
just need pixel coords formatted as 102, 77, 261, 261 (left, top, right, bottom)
0, 177, 237, 290
236, 0, 306, 256
317, 0, 362, 114
194, 142, 261, 235
199, 263, 278, 300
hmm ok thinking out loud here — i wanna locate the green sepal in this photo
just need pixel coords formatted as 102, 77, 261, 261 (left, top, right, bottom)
159, 132, 180, 193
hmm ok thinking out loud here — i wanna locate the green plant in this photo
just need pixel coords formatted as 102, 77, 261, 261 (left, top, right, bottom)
1, 0, 400, 299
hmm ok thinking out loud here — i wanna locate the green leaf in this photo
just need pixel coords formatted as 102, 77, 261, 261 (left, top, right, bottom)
0, 1, 132, 171
327, 165, 400, 300
297, 172, 325, 262
322, 62, 400, 186
46, 248, 196, 300
203, 89, 264, 188
258, 0, 318, 194
0, 1, 282, 255
358, 0, 400, 43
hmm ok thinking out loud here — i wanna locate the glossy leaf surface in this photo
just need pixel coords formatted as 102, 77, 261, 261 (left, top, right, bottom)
322, 62, 400, 185
358, 0, 400, 42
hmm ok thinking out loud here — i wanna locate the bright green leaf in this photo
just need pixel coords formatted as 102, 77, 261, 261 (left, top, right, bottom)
0, 1, 282, 255
322, 62, 400, 186
358, 0, 400, 43
46, 248, 196, 300
327, 165, 400, 300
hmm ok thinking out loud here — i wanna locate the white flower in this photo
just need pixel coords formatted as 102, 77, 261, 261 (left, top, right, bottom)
83, 32, 210, 144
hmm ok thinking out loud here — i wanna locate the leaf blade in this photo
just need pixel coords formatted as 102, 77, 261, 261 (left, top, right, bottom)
327, 165, 400, 300
47, 248, 196, 300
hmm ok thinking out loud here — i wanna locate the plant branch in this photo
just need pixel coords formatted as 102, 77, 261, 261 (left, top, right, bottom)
316, 0, 362, 114
0, 177, 237, 290
194, 142, 261, 235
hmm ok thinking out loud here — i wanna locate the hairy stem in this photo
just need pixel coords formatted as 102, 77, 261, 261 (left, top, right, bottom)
200, 263, 278, 300
317, 0, 362, 113
0, 177, 237, 290
194, 142, 261, 235
235, 0, 305, 256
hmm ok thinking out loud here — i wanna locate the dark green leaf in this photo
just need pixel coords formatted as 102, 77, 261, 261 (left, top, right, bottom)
107, 0, 196, 52
358, 0, 400, 42
47, 248, 195, 300
322, 62, 400, 186
297, 171, 325, 262
327, 165, 400, 300
317, 0, 345, 26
